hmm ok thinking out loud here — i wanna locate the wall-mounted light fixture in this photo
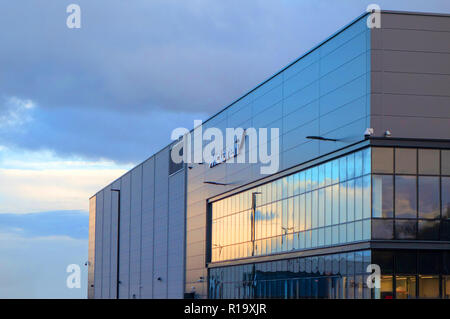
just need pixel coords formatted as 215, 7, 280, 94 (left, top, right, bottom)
306, 135, 338, 142
204, 181, 230, 186
197, 276, 205, 283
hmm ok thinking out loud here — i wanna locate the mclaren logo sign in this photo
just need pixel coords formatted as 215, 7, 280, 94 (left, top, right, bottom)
209, 130, 246, 168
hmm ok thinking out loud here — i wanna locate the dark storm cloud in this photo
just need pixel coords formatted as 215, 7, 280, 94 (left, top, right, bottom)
0, 104, 206, 163
1, 0, 448, 163
1, 0, 360, 113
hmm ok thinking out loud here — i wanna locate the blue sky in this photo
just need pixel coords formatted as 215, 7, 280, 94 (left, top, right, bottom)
1, 0, 449, 298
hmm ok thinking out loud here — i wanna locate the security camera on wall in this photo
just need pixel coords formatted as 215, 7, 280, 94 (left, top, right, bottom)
364, 128, 374, 139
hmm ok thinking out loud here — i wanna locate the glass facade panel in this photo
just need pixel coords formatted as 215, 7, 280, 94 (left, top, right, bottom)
418, 149, 440, 175
209, 250, 371, 299
418, 176, 440, 219
418, 220, 439, 240
444, 276, 450, 299
377, 276, 394, 299
370, 250, 449, 299
443, 177, 450, 219
372, 175, 393, 218
372, 219, 393, 239
419, 276, 439, 298
371, 148, 448, 242
210, 148, 371, 262
209, 148, 449, 299
395, 176, 417, 219
395, 148, 417, 174
442, 150, 450, 175
372, 147, 393, 174
396, 276, 416, 299
395, 220, 416, 240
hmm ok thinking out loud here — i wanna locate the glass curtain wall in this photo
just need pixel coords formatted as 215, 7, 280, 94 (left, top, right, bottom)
372, 148, 450, 241
372, 250, 450, 299
209, 250, 450, 299
209, 250, 372, 299
211, 148, 371, 263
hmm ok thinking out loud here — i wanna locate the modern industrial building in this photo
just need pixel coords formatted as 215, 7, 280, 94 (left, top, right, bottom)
88, 10, 450, 299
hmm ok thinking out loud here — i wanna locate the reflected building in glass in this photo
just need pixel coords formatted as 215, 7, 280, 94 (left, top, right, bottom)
88, 11, 450, 299
208, 147, 450, 299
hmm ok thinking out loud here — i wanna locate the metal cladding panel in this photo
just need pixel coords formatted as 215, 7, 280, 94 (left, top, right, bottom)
109, 180, 120, 299
153, 149, 170, 298
91, 144, 186, 299
93, 190, 104, 299
101, 186, 112, 299
87, 196, 96, 299
370, 12, 450, 140
118, 173, 131, 298
168, 170, 186, 298
129, 166, 143, 298
141, 158, 155, 298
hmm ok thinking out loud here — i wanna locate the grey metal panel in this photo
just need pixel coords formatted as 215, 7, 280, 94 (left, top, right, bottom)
379, 72, 450, 96
94, 190, 104, 299
372, 94, 450, 118
110, 180, 120, 299
381, 12, 450, 31
370, 12, 450, 140
153, 148, 169, 298
168, 170, 186, 298
118, 173, 131, 298
371, 115, 450, 139
91, 146, 186, 300
380, 29, 450, 52
129, 166, 142, 298
101, 186, 111, 299
378, 50, 450, 74
141, 158, 155, 298
226, 164, 253, 188
87, 196, 96, 299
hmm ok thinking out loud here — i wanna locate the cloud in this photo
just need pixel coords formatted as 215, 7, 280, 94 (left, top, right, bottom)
0, 166, 127, 214
0, 0, 449, 163
0, 105, 207, 164
0, 147, 132, 214
0, 210, 88, 239
0, 0, 447, 114
0, 96, 35, 128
